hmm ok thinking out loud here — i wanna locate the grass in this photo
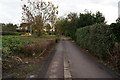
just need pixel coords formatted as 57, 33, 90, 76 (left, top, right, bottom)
2, 34, 60, 57
41, 34, 60, 39
2, 34, 58, 78
2, 35, 39, 57
2, 34, 59, 69
25, 64, 33, 70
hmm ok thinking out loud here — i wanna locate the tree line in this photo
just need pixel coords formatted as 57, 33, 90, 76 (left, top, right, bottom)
2, 0, 119, 38
1, 23, 17, 32
55, 10, 106, 39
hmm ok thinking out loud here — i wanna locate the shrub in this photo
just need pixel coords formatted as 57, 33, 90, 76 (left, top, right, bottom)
2, 36, 56, 70
2, 36, 35, 58
2, 35, 59, 58
21, 39, 55, 57
76, 23, 120, 70
110, 23, 120, 42
2, 32, 25, 35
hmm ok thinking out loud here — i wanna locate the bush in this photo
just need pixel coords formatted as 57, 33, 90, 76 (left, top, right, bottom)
76, 23, 120, 70
2, 35, 59, 58
21, 39, 55, 57
2, 36, 35, 58
110, 23, 120, 42
2, 35, 56, 70
2, 32, 25, 35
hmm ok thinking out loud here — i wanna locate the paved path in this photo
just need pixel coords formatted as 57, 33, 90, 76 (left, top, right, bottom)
45, 37, 117, 78
45, 39, 64, 78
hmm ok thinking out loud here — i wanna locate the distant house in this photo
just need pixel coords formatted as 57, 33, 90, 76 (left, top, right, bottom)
18, 23, 30, 32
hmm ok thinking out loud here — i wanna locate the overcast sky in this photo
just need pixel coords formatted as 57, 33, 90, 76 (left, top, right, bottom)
0, 0, 119, 24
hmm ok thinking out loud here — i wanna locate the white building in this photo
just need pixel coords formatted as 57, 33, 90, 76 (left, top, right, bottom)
118, 1, 120, 18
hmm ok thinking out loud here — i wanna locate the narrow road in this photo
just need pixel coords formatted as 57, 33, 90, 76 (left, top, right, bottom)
45, 37, 117, 78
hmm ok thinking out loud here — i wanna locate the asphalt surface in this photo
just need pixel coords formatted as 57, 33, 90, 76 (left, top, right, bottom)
45, 37, 118, 78
45, 39, 64, 78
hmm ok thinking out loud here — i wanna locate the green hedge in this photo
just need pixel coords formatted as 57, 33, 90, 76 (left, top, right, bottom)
76, 23, 120, 70
110, 23, 120, 42
2, 32, 25, 35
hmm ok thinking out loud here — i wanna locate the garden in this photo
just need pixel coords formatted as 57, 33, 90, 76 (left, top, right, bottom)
2, 33, 60, 78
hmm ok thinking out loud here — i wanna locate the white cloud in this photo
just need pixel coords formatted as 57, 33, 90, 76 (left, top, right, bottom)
0, 0, 119, 24
0, 0, 22, 24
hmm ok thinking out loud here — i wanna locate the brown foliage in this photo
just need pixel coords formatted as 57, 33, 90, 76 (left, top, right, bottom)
107, 43, 120, 72
3, 39, 55, 71
21, 39, 55, 57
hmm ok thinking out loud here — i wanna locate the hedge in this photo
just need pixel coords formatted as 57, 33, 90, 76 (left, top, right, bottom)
76, 23, 120, 71
110, 23, 120, 42
2, 32, 25, 35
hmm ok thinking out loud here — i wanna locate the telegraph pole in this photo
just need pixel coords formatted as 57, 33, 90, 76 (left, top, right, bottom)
30, 25, 32, 35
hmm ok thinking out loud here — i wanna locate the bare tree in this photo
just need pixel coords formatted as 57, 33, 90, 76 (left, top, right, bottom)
21, 0, 58, 36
